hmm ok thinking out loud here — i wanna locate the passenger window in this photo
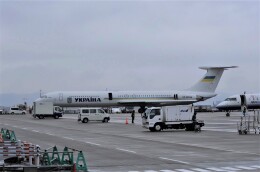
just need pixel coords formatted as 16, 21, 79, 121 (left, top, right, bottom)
90, 109, 96, 113
82, 109, 89, 113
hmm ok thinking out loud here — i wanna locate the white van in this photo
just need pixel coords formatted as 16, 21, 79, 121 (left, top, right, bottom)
78, 108, 110, 123
9, 107, 26, 115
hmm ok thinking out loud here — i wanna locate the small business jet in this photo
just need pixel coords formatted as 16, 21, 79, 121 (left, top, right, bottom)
35, 66, 236, 113
216, 93, 260, 116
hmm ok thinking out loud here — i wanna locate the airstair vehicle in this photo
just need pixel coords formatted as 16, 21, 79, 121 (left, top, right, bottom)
237, 94, 260, 135
237, 110, 260, 135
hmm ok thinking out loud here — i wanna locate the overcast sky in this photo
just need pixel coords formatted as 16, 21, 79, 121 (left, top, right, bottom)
0, 1, 259, 106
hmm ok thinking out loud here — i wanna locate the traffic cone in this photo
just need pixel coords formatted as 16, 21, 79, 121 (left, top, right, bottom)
125, 117, 128, 124
72, 163, 76, 172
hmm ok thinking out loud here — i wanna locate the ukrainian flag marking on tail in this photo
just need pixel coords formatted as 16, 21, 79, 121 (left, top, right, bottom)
202, 76, 216, 82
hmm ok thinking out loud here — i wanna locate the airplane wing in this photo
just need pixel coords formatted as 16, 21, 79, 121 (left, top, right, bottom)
117, 99, 196, 107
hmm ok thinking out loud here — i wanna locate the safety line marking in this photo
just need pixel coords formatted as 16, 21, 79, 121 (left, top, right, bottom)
116, 148, 136, 154
63, 137, 74, 140
85, 142, 100, 146
159, 157, 190, 164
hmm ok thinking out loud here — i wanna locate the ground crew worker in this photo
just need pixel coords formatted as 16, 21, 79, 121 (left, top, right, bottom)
131, 110, 135, 123
192, 112, 197, 121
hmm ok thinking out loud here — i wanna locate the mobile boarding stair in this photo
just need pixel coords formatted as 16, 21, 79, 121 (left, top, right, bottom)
237, 110, 260, 135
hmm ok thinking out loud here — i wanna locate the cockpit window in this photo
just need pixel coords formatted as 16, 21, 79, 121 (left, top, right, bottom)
225, 98, 237, 101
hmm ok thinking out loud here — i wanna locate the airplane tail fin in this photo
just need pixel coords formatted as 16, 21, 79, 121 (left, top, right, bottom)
187, 66, 237, 93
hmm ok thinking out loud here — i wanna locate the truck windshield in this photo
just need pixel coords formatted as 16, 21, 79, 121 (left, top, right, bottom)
150, 109, 160, 119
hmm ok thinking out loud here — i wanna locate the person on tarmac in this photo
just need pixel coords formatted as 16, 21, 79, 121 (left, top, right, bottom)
192, 112, 197, 121
131, 110, 135, 123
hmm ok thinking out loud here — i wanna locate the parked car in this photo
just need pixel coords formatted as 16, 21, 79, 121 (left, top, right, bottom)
121, 107, 134, 113
78, 108, 110, 123
8, 107, 26, 115
112, 107, 122, 114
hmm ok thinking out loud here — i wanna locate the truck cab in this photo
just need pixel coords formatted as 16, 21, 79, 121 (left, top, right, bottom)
142, 107, 163, 131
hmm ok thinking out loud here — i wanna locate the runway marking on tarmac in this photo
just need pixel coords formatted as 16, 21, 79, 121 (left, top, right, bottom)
116, 148, 136, 154
177, 142, 259, 156
63, 137, 74, 140
45, 133, 55, 136
82, 164, 260, 172
206, 123, 236, 125
22, 128, 27, 130
221, 167, 241, 171
191, 168, 211, 172
235, 166, 257, 170
159, 157, 190, 164
203, 128, 237, 133
175, 169, 194, 172
206, 167, 226, 171
251, 165, 260, 168
32, 130, 39, 133
85, 142, 101, 146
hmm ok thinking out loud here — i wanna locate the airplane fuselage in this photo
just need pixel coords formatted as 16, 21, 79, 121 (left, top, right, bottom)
37, 90, 216, 108
35, 66, 236, 113
216, 94, 260, 111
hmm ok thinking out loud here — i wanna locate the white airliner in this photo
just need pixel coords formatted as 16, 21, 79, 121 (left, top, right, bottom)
35, 66, 236, 113
216, 93, 260, 115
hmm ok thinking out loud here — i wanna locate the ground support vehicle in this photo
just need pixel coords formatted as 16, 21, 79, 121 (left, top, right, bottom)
237, 110, 260, 135
78, 108, 110, 123
33, 102, 63, 119
142, 105, 204, 132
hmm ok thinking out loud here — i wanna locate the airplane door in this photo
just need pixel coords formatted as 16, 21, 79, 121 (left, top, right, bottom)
240, 95, 247, 106
108, 93, 113, 100
240, 94, 248, 115
59, 93, 63, 101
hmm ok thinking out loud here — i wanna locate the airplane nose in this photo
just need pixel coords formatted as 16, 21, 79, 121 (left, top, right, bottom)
216, 103, 223, 109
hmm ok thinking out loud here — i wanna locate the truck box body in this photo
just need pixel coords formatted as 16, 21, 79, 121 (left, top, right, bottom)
164, 106, 193, 121
34, 102, 54, 115
142, 105, 204, 132
33, 102, 63, 119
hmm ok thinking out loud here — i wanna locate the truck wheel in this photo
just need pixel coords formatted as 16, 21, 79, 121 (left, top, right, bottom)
11, 112, 14, 115
103, 118, 108, 123
54, 115, 59, 119
22, 112, 25, 115
82, 118, 88, 123
154, 124, 162, 132
39, 115, 44, 119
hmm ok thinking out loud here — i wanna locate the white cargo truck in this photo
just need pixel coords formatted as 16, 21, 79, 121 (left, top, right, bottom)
142, 105, 204, 132
33, 102, 63, 119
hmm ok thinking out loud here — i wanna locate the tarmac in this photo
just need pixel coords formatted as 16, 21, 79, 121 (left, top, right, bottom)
0, 112, 259, 172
